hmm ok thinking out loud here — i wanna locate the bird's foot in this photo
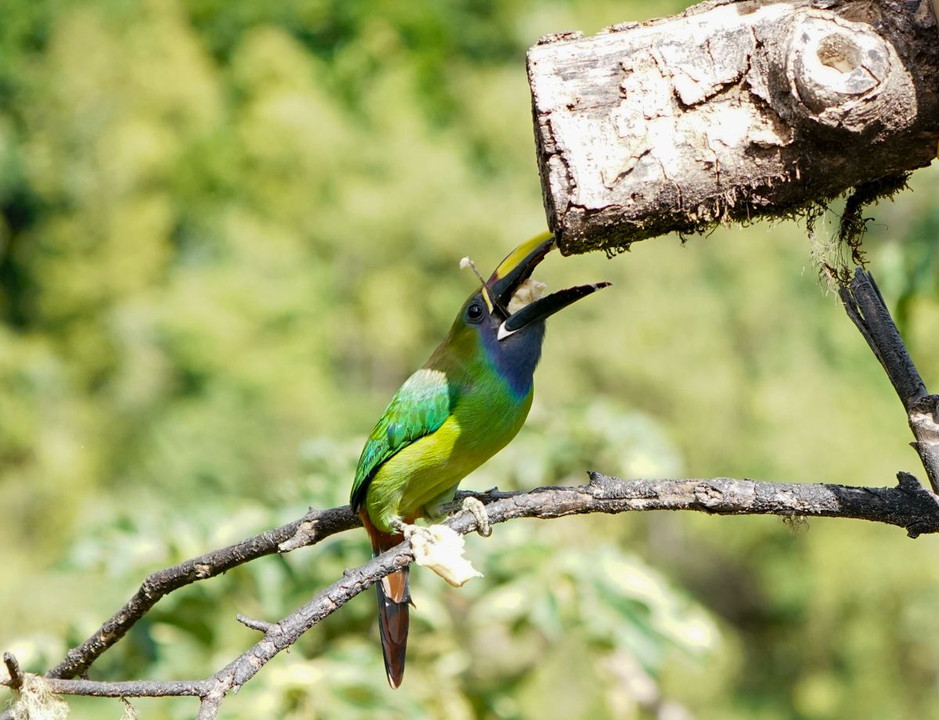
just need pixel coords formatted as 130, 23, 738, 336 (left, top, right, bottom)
461, 497, 492, 537
392, 520, 434, 545
394, 521, 483, 588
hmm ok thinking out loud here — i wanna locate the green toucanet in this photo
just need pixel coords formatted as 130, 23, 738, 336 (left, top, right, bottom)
350, 233, 610, 687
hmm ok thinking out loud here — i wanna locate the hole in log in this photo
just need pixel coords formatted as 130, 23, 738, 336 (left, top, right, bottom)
817, 34, 861, 73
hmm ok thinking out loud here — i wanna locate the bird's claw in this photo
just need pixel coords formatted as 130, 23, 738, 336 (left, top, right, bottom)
461, 497, 491, 537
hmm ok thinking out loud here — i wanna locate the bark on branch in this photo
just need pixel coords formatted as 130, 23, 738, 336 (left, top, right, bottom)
528, 0, 939, 253
4, 473, 939, 718
838, 268, 939, 493
4, 263, 938, 717
8, 142, 939, 720
2, 4, 936, 718
42, 504, 360, 682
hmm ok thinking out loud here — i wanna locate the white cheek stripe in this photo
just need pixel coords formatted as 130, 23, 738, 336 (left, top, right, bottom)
497, 321, 517, 341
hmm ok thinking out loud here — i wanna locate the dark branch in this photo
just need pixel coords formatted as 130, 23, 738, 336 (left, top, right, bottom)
6, 677, 208, 699
4, 472, 939, 718
44, 504, 359, 682
838, 269, 939, 494
459, 473, 939, 539
8, 265, 939, 717
2, 529, 413, 720
838, 268, 926, 407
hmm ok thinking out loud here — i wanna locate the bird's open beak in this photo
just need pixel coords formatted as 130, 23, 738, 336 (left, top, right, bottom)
487, 233, 611, 341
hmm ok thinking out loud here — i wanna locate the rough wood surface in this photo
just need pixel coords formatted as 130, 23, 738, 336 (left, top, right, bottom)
528, 0, 939, 254
5, 474, 939, 719
839, 269, 939, 494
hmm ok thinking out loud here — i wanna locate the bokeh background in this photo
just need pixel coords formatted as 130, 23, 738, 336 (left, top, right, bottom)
2, 1, 939, 718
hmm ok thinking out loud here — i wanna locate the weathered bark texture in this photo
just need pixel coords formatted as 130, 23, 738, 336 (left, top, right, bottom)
5, 474, 939, 720
839, 269, 939, 494
528, 0, 939, 255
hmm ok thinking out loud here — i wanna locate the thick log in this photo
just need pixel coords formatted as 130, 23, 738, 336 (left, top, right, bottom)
528, 0, 939, 255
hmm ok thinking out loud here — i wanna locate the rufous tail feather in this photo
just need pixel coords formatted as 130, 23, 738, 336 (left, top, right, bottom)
360, 511, 410, 688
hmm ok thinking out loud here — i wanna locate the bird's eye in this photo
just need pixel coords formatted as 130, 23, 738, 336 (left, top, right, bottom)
466, 302, 484, 323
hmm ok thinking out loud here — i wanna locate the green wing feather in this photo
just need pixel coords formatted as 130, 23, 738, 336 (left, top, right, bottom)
350, 368, 453, 511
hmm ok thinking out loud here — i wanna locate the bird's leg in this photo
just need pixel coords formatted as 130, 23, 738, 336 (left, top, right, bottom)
424, 494, 492, 537
460, 496, 492, 537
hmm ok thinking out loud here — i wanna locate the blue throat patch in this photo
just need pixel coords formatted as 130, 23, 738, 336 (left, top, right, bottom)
482, 322, 545, 398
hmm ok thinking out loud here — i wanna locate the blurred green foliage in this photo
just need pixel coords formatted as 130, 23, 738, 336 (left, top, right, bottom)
1, 0, 938, 718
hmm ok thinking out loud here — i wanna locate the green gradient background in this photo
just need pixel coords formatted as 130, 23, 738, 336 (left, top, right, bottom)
2, 1, 939, 718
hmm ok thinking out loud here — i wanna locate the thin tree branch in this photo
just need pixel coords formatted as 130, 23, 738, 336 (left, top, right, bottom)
838, 268, 939, 493
2, 531, 413, 719
4, 472, 939, 718
44, 504, 359, 682
458, 473, 939, 538
2, 677, 209, 698
838, 269, 926, 408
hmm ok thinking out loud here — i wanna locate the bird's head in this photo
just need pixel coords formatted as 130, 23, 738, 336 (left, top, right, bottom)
438, 233, 610, 391
457, 232, 610, 341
